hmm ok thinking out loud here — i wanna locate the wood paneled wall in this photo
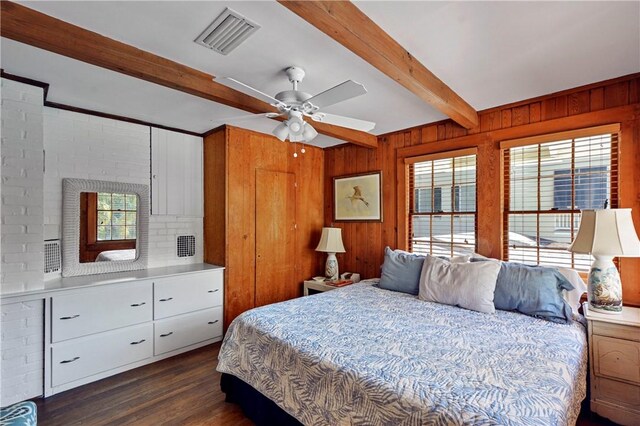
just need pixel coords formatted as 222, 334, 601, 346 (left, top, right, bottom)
324, 73, 640, 306
204, 126, 325, 329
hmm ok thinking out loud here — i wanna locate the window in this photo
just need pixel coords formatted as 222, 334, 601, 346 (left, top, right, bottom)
97, 193, 137, 241
503, 129, 618, 271
408, 150, 477, 257
553, 166, 608, 212
415, 187, 442, 212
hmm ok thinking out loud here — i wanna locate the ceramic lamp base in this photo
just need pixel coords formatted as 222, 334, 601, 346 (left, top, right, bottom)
325, 252, 339, 280
588, 256, 623, 314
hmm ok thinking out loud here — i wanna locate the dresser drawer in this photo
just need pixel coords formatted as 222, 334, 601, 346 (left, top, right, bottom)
52, 281, 153, 342
593, 321, 640, 342
593, 335, 640, 384
154, 307, 222, 355
51, 323, 152, 387
153, 271, 223, 319
593, 375, 640, 408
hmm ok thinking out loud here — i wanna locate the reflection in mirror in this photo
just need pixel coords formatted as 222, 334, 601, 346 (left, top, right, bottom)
79, 192, 138, 263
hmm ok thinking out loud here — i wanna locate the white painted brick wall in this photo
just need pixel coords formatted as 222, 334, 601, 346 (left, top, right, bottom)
43, 107, 203, 267
1, 79, 45, 294
0, 299, 45, 406
0, 82, 204, 408
43, 108, 151, 239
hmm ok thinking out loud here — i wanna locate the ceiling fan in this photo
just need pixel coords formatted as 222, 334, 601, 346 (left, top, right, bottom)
216, 66, 376, 144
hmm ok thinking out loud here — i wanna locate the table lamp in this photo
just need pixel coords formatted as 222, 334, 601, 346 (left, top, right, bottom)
315, 227, 346, 280
568, 209, 640, 314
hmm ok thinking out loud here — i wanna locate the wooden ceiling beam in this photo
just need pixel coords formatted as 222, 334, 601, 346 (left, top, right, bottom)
0, 1, 377, 148
278, 1, 480, 129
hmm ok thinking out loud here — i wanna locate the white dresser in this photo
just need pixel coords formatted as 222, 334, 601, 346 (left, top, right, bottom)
1, 263, 224, 398
584, 303, 640, 425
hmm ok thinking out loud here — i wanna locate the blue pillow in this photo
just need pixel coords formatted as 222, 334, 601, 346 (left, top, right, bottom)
494, 262, 575, 323
379, 247, 424, 295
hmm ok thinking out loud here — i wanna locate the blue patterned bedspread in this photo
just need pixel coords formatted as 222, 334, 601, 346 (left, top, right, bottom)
217, 282, 587, 426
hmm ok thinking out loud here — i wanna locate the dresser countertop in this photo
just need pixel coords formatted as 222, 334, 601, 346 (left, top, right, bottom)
1, 263, 224, 300
583, 302, 640, 327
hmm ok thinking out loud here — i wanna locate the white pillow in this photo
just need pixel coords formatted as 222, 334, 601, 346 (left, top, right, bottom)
555, 267, 587, 313
418, 255, 501, 314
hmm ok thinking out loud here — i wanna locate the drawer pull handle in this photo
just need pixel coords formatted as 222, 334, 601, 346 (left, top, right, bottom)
130, 302, 146, 307
160, 332, 173, 337
159, 297, 173, 302
60, 315, 80, 320
130, 339, 146, 345
208, 289, 219, 293
60, 357, 80, 364
208, 320, 219, 325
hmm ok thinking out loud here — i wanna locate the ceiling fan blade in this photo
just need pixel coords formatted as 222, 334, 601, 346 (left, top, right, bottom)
309, 112, 375, 132
306, 80, 367, 109
216, 77, 284, 107
211, 112, 282, 125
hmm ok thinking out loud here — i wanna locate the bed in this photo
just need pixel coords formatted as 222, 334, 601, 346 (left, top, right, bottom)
217, 280, 588, 425
95, 249, 136, 262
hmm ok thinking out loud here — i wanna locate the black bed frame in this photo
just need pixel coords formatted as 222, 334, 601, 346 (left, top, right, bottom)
220, 373, 303, 426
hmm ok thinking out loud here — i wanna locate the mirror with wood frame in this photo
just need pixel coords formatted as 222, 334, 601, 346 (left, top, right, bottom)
79, 191, 138, 263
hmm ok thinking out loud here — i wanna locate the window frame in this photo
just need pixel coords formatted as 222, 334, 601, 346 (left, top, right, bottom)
79, 192, 137, 263
96, 192, 138, 242
406, 147, 478, 257
500, 124, 620, 271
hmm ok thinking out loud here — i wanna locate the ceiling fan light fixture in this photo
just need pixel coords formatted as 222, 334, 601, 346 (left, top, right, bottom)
272, 122, 288, 141
286, 110, 305, 136
302, 123, 318, 142
288, 120, 302, 133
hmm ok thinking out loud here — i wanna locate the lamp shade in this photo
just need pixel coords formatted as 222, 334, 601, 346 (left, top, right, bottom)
302, 123, 318, 142
272, 122, 288, 142
315, 227, 346, 253
569, 209, 640, 256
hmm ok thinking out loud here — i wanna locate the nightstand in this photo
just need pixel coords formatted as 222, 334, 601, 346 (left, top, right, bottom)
303, 280, 337, 296
583, 303, 640, 425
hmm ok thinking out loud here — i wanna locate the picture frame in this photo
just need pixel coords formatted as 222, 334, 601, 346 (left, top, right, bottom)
333, 171, 383, 222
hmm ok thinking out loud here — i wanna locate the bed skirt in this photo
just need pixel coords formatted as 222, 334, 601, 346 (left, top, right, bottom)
220, 373, 302, 426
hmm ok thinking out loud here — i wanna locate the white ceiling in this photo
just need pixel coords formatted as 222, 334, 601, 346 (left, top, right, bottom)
1, 1, 638, 147
355, 1, 640, 110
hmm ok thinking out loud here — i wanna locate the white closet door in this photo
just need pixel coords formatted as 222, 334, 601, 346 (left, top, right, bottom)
165, 133, 184, 216
151, 128, 168, 215
184, 134, 203, 217
151, 128, 203, 217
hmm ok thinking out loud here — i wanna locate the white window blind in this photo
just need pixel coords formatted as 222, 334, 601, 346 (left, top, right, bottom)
408, 151, 477, 257
503, 131, 619, 271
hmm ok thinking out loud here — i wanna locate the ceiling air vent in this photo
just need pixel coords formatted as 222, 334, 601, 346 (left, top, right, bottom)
195, 8, 260, 55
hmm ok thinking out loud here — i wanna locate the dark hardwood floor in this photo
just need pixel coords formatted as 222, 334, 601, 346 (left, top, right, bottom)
35, 343, 251, 426
34, 342, 617, 425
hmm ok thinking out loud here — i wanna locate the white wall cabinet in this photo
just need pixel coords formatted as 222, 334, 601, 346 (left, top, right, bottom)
151, 128, 203, 217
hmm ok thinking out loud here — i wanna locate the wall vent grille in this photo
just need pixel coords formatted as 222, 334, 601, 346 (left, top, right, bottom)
194, 8, 260, 55
177, 235, 196, 258
44, 240, 61, 274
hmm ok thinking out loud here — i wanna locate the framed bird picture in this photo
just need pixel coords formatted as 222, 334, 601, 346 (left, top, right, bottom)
333, 171, 382, 222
